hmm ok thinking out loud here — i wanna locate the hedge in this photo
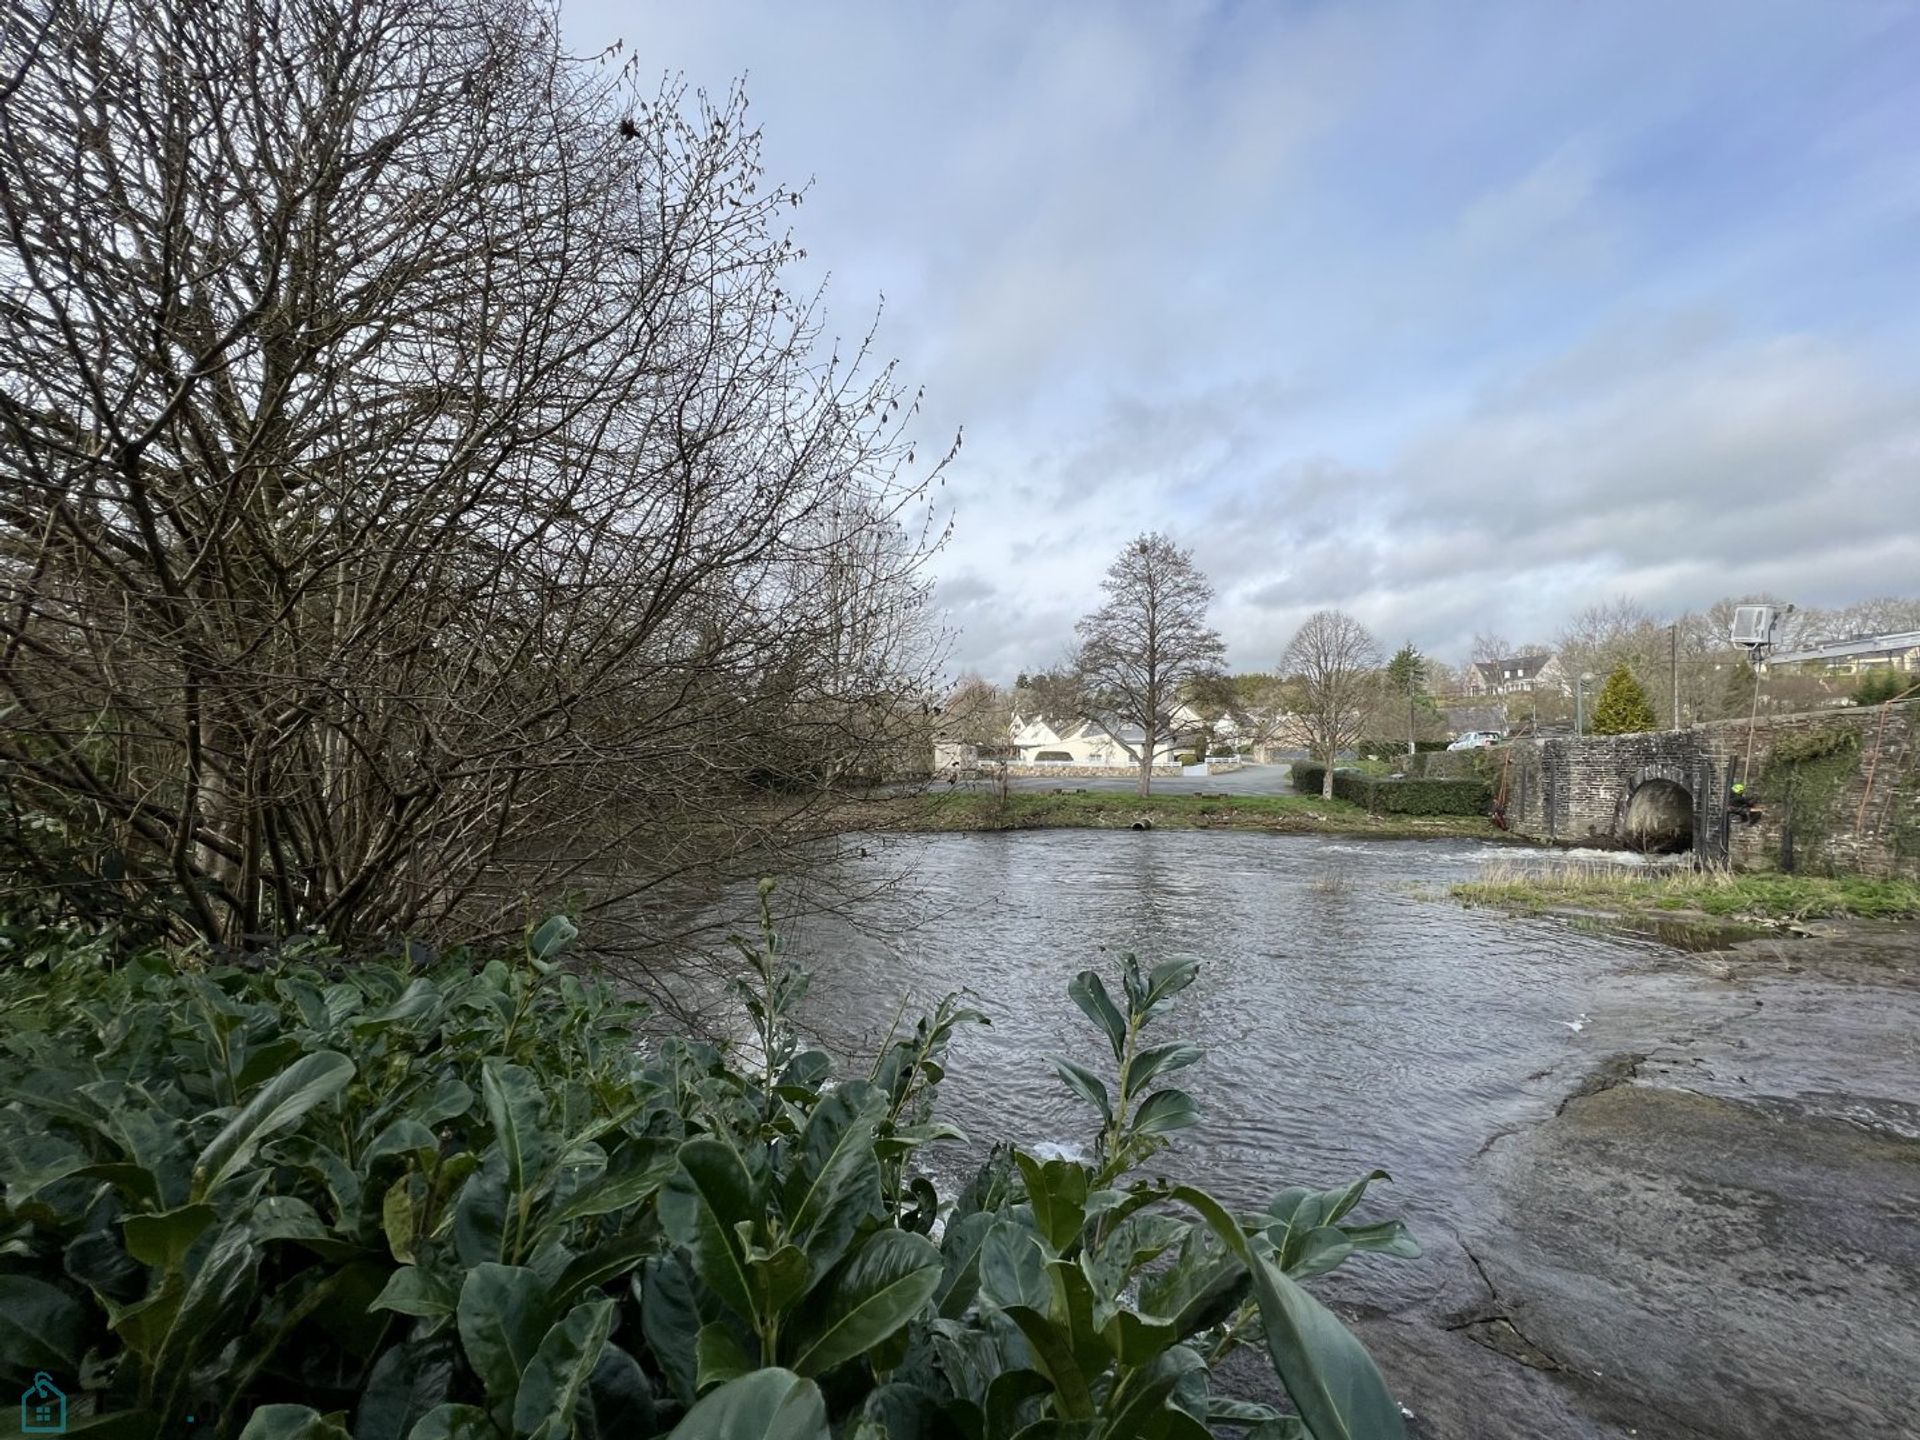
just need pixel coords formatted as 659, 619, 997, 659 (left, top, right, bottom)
1291, 760, 1328, 794
1332, 771, 1491, 816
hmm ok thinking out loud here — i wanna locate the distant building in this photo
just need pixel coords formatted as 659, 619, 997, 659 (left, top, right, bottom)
1463, 653, 1567, 697
1761, 630, 1920, 676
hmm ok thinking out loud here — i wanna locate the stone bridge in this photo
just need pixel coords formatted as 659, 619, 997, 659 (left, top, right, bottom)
1497, 699, 1918, 874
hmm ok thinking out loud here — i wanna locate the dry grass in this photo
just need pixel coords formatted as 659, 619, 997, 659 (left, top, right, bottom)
1453, 859, 1920, 921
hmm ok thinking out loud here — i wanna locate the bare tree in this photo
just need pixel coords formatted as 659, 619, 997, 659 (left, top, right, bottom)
1229, 673, 1303, 757
0, 0, 951, 953
1283, 611, 1381, 798
938, 674, 1012, 753
1470, 632, 1513, 665
1012, 667, 1086, 728
1071, 534, 1225, 796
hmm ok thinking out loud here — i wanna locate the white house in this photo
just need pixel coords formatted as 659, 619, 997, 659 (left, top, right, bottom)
1008, 712, 1186, 765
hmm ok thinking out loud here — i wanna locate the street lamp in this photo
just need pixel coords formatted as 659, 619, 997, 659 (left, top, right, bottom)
1575, 672, 1596, 735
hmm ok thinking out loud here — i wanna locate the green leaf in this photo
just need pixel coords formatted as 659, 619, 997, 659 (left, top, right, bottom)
148, 1222, 259, 1385
356, 1337, 457, 1440
481, 1060, 551, 1197
1044, 1258, 1107, 1381
551, 1149, 675, 1223
553, 1217, 663, 1300
978, 1219, 1050, 1312
0, 1274, 86, 1373
383, 1181, 418, 1264
1175, 1187, 1406, 1440
236, 1406, 352, 1439
452, 1150, 510, 1267
513, 1298, 616, 1439
530, 915, 578, 960
665, 1368, 828, 1440
122, 1202, 216, 1269
787, 1229, 943, 1377
1002, 1306, 1094, 1419
1100, 1303, 1185, 1368
984, 1370, 1053, 1440
577, 1343, 655, 1438
372, 1266, 458, 1319
1066, 972, 1127, 1062
191, 1051, 354, 1200
1285, 1227, 1354, 1280
696, 1322, 755, 1391
1013, 1152, 1089, 1254
1047, 1058, 1111, 1123
640, 1255, 702, 1407
1339, 1220, 1420, 1260
404, 1405, 494, 1440
1143, 960, 1199, 1009
935, 1210, 995, 1320
659, 1138, 760, 1322
1126, 1041, 1202, 1092
1096, 1346, 1192, 1440
748, 1242, 811, 1320
456, 1263, 550, 1401
1129, 1089, 1199, 1136
779, 1082, 883, 1275
364, 1120, 441, 1170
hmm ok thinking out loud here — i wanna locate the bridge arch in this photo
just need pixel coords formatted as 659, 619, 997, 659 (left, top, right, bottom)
1623, 773, 1694, 853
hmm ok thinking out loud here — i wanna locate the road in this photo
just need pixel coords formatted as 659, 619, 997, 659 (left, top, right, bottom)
992, 762, 1300, 795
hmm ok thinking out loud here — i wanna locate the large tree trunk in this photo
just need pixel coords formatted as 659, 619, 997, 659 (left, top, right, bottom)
1321, 758, 1336, 800
1137, 751, 1153, 797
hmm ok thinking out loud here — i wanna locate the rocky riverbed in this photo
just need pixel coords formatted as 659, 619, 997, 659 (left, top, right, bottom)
1353, 921, 1920, 1439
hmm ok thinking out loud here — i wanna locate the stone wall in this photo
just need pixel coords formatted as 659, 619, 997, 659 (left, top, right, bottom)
1497, 700, 1918, 876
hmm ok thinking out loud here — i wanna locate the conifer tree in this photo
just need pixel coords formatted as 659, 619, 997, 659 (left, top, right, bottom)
1591, 663, 1658, 734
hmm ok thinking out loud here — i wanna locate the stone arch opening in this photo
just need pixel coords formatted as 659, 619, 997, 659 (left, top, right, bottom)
1623, 777, 1694, 853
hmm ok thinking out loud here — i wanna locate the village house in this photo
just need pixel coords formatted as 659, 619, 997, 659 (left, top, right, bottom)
1463, 652, 1567, 697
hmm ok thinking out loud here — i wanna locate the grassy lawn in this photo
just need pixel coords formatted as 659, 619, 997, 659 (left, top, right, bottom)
1453, 861, 1920, 921
876, 788, 1509, 840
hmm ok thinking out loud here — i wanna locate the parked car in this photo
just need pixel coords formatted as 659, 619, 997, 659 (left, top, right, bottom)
1446, 730, 1504, 750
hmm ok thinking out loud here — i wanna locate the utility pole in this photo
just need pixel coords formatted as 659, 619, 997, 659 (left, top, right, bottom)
1670, 621, 1680, 729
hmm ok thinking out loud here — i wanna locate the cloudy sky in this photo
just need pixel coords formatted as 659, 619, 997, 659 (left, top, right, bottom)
567, 0, 1920, 681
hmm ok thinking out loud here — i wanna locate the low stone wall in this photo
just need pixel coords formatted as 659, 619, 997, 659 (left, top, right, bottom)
1001, 763, 1182, 779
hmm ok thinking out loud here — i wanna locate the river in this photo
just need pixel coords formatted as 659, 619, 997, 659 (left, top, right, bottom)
767, 833, 1635, 1295
723, 829, 1920, 1440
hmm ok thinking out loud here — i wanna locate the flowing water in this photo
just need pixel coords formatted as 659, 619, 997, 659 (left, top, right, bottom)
747, 830, 1679, 1309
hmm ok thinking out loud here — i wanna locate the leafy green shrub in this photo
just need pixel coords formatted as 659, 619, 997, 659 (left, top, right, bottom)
1290, 762, 1327, 795
0, 896, 1416, 1440
1331, 773, 1491, 817
1850, 670, 1913, 707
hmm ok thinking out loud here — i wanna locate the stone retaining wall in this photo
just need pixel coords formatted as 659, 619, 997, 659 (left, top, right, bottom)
1000, 763, 1182, 779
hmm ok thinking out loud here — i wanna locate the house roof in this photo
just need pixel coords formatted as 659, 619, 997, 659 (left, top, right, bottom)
1474, 653, 1555, 682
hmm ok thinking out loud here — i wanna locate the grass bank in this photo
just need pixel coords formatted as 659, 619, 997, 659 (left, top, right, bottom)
1453, 860, 1920, 922
866, 788, 1512, 840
